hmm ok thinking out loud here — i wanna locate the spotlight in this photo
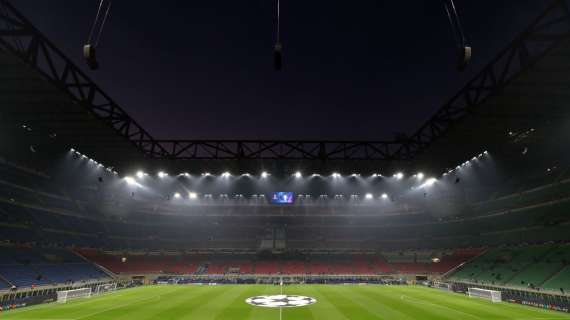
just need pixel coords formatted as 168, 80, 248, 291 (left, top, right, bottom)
136, 171, 145, 179
394, 172, 404, 180
484, 150, 488, 154
70, 148, 75, 152
188, 192, 197, 199
182, 172, 190, 177
261, 171, 269, 178
365, 193, 373, 200
158, 171, 167, 178
351, 173, 359, 177
174, 192, 181, 199
312, 173, 320, 177
417, 172, 424, 180
202, 172, 211, 177
381, 193, 388, 199
222, 172, 231, 178
241, 173, 251, 177
372, 174, 378, 177
332, 172, 341, 178
424, 178, 437, 187
294, 171, 302, 178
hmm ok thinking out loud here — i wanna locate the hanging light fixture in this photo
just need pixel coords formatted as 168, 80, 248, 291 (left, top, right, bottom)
274, 0, 283, 71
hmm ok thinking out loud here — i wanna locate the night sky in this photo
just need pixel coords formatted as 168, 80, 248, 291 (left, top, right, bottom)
16, 1, 546, 140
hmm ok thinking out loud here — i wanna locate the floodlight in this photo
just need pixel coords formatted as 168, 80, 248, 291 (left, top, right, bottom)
417, 172, 424, 180
381, 193, 388, 199
158, 171, 167, 178
261, 171, 269, 178
136, 171, 144, 179
174, 192, 181, 199
188, 192, 197, 199
202, 172, 211, 177
222, 172, 231, 178
332, 172, 341, 178
124, 176, 137, 186
294, 171, 302, 178
365, 193, 373, 200
424, 178, 437, 187
394, 172, 404, 180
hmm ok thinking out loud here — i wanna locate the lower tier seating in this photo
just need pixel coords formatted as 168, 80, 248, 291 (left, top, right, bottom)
448, 244, 570, 292
0, 246, 108, 288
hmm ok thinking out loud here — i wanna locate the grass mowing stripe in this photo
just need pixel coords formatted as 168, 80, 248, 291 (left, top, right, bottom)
94, 285, 206, 320
397, 287, 514, 319
315, 285, 385, 320
3, 285, 570, 320
152, 286, 229, 320
184, 285, 254, 320
398, 286, 570, 319
3, 286, 177, 320
298, 285, 347, 320
362, 286, 474, 320
214, 285, 262, 320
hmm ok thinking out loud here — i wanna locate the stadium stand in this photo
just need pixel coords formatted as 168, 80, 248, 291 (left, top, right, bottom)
0, 246, 109, 288
447, 244, 570, 293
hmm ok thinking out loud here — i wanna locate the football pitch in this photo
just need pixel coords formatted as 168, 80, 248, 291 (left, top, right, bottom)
4, 285, 570, 320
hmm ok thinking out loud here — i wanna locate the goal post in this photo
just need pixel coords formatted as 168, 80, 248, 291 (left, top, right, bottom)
467, 287, 501, 303
57, 287, 92, 303
433, 281, 453, 291
94, 282, 117, 295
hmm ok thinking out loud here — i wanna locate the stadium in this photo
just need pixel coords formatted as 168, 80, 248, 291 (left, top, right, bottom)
1, 0, 570, 319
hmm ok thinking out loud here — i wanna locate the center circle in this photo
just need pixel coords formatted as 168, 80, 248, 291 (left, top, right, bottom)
245, 295, 317, 308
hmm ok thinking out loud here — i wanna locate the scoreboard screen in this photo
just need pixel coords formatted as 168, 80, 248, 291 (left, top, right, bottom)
270, 192, 294, 204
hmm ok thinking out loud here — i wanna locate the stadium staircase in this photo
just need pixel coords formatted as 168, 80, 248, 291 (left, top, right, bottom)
0, 274, 14, 289
72, 249, 116, 278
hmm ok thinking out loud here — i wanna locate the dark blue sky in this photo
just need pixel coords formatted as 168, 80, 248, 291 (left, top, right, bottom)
16, 1, 546, 140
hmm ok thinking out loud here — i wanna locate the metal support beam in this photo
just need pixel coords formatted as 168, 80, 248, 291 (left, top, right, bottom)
401, 0, 570, 158
1, 0, 569, 164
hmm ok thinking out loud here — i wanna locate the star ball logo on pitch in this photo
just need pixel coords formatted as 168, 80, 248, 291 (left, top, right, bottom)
245, 295, 317, 308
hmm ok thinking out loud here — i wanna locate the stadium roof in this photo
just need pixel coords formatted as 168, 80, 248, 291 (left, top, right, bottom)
1, 0, 570, 175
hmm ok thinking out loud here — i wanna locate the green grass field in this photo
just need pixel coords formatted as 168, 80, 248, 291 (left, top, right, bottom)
3, 285, 570, 320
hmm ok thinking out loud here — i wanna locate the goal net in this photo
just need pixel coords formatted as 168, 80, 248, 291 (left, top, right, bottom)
94, 282, 117, 295
433, 281, 452, 291
467, 287, 501, 303
57, 287, 92, 303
